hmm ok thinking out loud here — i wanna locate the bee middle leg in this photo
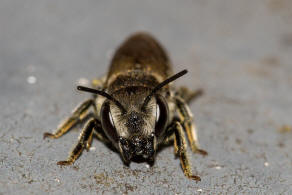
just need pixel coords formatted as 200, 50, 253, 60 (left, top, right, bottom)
164, 120, 201, 181
57, 117, 100, 165
43, 99, 94, 139
175, 97, 207, 155
176, 87, 203, 104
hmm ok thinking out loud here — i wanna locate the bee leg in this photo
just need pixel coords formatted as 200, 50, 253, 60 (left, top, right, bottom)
171, 121, 201, 181
85, 128, 94, 151
91, 76, 106, 89
163, 134, 177, 155
175, 97, 207, 155
176, 87, 203, 104
43, 99, 94, 139
57, 118, 97, 165
86, 122, 110, 151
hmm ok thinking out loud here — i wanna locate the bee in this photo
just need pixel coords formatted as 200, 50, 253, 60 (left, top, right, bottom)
44, 32, 207, 181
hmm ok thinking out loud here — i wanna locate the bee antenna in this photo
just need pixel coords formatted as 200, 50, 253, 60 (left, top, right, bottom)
141, 69, 188, 111
77, 86, 126, 114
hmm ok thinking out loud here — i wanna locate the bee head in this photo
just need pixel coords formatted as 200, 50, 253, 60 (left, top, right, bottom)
77, 69, 187, 164
100, 88, 168, 163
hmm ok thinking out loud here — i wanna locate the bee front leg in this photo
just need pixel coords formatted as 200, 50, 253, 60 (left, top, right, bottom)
164, 120, 201, 181
57, 118, 98, 165
175, 96, 207, 155
86, 122, 110, 151
43, 99, 94, 139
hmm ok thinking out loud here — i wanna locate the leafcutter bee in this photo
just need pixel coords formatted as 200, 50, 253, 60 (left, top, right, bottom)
44, 32, 207, 181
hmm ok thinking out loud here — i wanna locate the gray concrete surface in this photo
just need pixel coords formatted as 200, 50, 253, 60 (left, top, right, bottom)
1, 0, 292, 194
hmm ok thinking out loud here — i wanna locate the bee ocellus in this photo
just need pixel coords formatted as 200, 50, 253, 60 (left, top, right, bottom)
44, 32, 207, 181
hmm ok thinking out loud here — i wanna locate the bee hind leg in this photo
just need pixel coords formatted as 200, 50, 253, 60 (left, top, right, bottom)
43, 99, 94, 139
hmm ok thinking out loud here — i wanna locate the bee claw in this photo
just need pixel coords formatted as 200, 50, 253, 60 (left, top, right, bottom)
196, 149, 208, 156
188, 174, 201, 181
43, 132, 55, 139
57, 160, 73, 166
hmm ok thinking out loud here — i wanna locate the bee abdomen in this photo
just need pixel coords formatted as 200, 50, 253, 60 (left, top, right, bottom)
106, 32, 173, 91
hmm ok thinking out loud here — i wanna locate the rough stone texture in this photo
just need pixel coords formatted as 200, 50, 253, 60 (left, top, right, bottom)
1, 1, 292, 194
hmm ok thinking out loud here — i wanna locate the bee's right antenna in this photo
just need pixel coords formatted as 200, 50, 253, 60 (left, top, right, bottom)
141, 69, 188, 111
77, 86, 126, 114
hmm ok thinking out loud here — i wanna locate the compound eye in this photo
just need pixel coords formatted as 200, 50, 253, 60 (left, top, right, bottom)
101, 101, 118, 142
155, 95, 169, 137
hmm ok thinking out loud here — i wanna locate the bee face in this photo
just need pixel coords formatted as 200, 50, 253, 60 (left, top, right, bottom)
119, 133, 156, 162
100, 89, 169, 162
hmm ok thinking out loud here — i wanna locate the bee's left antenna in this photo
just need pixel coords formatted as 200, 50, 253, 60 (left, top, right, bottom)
77, 86, 126, 114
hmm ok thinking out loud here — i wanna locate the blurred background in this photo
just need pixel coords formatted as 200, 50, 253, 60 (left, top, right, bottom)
0, 0, 292, 194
